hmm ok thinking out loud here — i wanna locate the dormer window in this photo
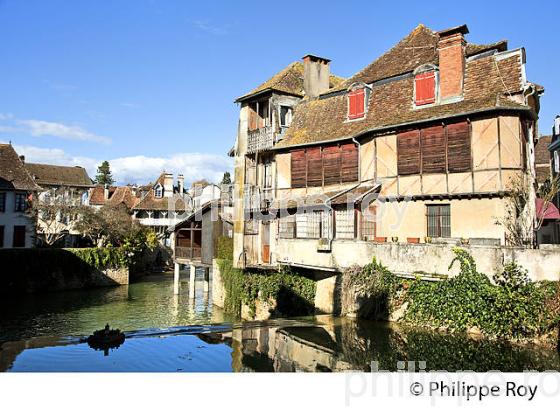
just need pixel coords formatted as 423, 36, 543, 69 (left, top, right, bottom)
414, 65, 437, 106
347, 85, 367, 120
154, 184, 163, 198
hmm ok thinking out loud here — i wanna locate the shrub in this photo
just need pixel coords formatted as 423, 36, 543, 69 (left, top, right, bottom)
216, 236, 233, 261
404, 248, 559, 340
217, 259, 315, 318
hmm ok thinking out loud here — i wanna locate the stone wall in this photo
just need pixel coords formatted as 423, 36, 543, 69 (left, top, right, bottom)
212, 259, 226, 308
0, 248, 130, 293
276, 239, 560, 282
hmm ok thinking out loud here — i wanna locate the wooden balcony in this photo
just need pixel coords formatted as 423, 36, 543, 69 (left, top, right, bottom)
247, 126, 274, 154
175, 246, 202, 261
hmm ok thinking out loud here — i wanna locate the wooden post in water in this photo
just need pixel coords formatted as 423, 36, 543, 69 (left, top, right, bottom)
173, 262, 180, 295
189, 264, 196, 297
203, 267, 210, 292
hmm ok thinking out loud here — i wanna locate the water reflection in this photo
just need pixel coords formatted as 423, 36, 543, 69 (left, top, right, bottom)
1, 275, 559, 372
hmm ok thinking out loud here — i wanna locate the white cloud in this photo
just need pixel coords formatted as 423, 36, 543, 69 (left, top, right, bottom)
17, 119, 111, 144
7, 142, 232, 186
0, 113, 14, 120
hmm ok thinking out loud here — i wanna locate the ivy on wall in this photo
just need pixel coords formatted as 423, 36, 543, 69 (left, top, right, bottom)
217, 258, 316, 318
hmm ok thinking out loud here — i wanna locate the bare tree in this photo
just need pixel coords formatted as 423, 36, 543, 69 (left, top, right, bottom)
535, 175, 560, 232
496, 174, 533, 247
32, 190, 85, 246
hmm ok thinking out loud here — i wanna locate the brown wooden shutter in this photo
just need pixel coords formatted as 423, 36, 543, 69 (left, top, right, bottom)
291, 149, 307, 188
307, 147, 323, 187
323, 145, 341, 185
341, 143, 359, 182
348, 89, 365, 119
447, 121, 471, 173
248, 104, 257, 131
421, 125, 446, 173
397, 129, 421, 175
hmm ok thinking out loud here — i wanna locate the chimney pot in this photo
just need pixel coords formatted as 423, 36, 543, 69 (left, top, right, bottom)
302, 54, 331, 99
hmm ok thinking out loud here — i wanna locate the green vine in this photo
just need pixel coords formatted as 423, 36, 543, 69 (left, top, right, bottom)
68, 247, 130, 270
217, 259, 315, 318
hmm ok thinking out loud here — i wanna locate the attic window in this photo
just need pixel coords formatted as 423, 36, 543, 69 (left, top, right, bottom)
414, 69, 436, 106
154, 184, 163, 198
348, 87, 366, 120
280, 106, 293, 127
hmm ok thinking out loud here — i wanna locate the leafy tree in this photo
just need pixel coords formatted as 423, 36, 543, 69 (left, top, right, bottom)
95, 160, 114, 186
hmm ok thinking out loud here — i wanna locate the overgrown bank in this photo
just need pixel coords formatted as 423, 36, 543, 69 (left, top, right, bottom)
216, 258, 316, 319
342, 248, 560, 345
0, 247, 133, 293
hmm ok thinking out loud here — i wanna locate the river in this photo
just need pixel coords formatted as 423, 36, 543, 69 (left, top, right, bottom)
1, 274, 559, 372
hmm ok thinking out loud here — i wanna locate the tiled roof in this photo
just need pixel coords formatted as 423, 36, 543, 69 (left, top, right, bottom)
0, 144, 40, 191
275, 25, 529, 149
25, 163, 93, 188
535, 135, 552, 184
132, 173, 189, 211
330, 24, 507, 93
89, 185, 140, 208
235, 62, 345, 102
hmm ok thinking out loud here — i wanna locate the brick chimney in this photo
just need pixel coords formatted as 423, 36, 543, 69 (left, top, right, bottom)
177, 174, 184, 196
302, 54, 331, 99
163, 172, 173, 197
437, 25, 469, 101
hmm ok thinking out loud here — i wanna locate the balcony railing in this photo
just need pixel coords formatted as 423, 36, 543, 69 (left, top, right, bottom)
175, 246, 202, 260
247, 126, 274, 154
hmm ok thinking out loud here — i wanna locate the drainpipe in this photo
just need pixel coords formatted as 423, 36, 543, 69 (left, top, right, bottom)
522, 84, 537, 247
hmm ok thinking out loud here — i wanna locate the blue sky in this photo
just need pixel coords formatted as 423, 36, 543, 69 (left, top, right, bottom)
0, 0, 557, 184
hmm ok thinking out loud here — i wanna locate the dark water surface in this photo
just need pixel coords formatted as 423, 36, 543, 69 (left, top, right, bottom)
1, 275, 559, 372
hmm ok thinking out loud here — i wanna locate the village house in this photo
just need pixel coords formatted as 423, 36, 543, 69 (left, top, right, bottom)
0, 144, 40, 248
538, 115, 560, 244
231, 24, 543, 274
24, 161, 93, 247
88, 184, 142, 210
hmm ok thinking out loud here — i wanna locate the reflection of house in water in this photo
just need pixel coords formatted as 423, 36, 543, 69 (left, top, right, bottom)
168, 197, 233, 296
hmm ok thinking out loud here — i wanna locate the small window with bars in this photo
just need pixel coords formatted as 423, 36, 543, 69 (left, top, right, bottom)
359, 205, 376, 240
335, 208, 355, 239
427, 204, 451, 238
279, 214, 296, 239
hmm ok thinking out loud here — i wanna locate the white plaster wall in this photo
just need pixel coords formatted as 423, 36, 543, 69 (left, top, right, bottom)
0, 191, 35, 248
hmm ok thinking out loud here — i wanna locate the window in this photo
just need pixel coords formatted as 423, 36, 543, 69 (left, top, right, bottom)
555, 151, 560, 174
13, 225, 26, 247
279, 214, 296, 239
14, 193, 27, 212
348, 88, 366, 120
335, 208, 355, 239
359, 204, 376, 240
414, 71, 436, 106
263, 160, 272, 189
280, 106, 292, 127
427, 205, 451, 238
291, 143, 358, 188
154, 185, 163, 198
248, 100, 269, 131
0, 226, 4, 248
397, 121, 471, 176
0, 192, 5, 212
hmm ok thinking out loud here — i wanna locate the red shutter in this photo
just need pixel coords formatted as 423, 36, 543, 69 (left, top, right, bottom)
415, 72, 436, 106
307, 147, 323, 187
397, 130, 421, 175
447, 121, 471, 173
323, 146, 341, 185
348, 89, 365, 119
421, 125, 446, 173
341, 143, 359, 182
291, 149, 307, 188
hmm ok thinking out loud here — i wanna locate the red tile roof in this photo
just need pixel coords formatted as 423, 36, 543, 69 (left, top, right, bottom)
275, 24, 531, 150
0, 144, 40, 191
